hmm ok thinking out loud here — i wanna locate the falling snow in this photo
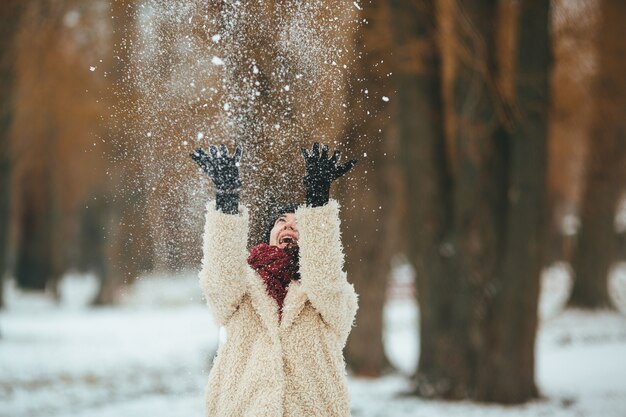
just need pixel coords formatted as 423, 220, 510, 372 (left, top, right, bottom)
108, 0, 380, 268
211, 56, 225, 66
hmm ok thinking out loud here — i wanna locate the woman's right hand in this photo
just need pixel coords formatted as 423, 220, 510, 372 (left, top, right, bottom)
191, 144, 243, 214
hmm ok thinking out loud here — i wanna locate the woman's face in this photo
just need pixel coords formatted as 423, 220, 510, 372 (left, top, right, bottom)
269, 213, 299, 249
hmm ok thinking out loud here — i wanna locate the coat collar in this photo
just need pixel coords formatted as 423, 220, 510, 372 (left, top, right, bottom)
246, 268, 308, 333
280, 280, 308, 330
246, 267, 279, 334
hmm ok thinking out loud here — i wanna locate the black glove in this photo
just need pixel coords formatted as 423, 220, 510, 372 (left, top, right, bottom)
301, 143, 357, 207
191, 144, 243, 215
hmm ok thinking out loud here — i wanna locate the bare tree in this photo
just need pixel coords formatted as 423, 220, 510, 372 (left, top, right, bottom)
93, 0, 144, 305
569, 0, 626, 309
6, 0, 121, 302
396, 0, 551, 403
544, 0, 596, 265
341, 1, 398, 375
0, 0, 29, 307
12, 0, 65, 295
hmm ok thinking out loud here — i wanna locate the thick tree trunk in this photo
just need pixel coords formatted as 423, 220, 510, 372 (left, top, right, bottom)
392, 0, 474, 399
569, 0, 626, 309
477, 1, 550, 401
341, 106, 394, 372
14, 168, 62, 291
0, 0, 27, 307
341, 138, 394, 375
389, 0, 454, 388
569, 162, 619, 308
93, 0, 143, 305
399, 0, 550, 403
12, 1, 65, 295
341, 1, 396, 376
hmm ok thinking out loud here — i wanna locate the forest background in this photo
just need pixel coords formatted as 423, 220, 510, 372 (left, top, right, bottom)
1, 0, 626, 413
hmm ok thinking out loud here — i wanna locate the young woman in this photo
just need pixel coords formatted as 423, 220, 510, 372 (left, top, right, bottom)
191, 143, 358, 417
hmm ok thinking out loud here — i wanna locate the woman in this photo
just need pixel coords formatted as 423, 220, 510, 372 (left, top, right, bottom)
191, 143, 358, 417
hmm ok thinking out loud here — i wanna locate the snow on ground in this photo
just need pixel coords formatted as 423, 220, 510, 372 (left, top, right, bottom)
1, 271, 626, 417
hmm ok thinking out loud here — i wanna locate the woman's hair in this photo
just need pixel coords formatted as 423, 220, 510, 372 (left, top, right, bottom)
263, 203, 300, 244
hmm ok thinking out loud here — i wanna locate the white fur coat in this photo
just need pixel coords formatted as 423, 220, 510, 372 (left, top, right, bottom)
199, 199, 358, 417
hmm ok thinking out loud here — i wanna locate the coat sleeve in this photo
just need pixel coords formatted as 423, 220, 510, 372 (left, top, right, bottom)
199, 200, 249, 326
295, 199, 358, 345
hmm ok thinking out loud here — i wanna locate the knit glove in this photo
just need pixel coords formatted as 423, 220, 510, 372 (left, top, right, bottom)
301, 143, 357, 207
191, 144, 243, 215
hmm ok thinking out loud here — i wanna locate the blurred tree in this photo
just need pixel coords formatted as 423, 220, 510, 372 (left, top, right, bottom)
474, 0, 550, 401
93, 0, 145, 305
129, 2, 209, 272
390, 0, 451, 395
12, 0, 65, 294
396, 0, 551, 403
11, 0, 111, 298
341, 1, 396, 376
569, 0, 626, 309
544, 0, 596, 265
0, 0, 28, 307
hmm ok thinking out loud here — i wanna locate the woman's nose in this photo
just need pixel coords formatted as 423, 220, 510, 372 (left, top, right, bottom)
283, 220, 296, 230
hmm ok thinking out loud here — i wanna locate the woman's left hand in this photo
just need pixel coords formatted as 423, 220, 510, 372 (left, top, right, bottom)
300, 143, 357, 207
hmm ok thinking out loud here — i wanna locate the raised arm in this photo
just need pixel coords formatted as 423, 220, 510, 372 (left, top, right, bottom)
297, 143, 358, 344
191, 144, 247, 324
296, 200, 357, 345
199, 201, 249, 325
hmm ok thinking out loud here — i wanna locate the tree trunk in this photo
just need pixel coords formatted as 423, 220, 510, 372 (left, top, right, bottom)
399, 0, 550, 403
477, 0, 550, 401
569, 0, 626, 309
0, 0, 27, 307
390, 0, 461, 397
341, 136, 395, 375
340, 1, 397, 376
569, 161, 619, 308
14, 167, 62, 291
92, 0, 143, 305
12, 1, 65, 295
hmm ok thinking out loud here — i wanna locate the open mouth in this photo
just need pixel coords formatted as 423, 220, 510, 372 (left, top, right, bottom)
278, 235, 298, 247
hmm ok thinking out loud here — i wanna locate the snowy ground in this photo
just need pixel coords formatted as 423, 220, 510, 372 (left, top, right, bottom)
1, 270, 626, 417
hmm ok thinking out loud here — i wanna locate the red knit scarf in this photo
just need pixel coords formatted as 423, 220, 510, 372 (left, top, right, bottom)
247, 243, 299, 319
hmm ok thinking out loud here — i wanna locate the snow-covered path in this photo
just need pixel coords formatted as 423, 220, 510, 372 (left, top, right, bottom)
1, 276, 625, 417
